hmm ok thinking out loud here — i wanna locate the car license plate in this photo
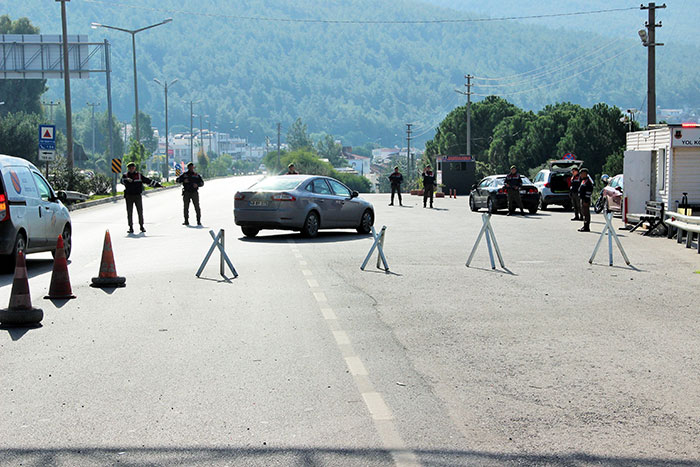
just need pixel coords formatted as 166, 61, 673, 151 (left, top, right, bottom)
250, 200, 268, 207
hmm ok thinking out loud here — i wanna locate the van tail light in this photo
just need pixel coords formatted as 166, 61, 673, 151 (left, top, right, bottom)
0, 193, 7, 222
271, 192, 296, 201
234, 192, 245, 201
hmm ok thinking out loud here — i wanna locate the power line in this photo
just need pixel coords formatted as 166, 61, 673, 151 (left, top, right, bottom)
472, 35, 632, 88
471, 43, 638, 97
83, 1, 638, 25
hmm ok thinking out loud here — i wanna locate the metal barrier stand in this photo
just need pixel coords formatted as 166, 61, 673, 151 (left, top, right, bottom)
589, 213, 631, 266
196, 229, 238, 280
361, 226, 389, 272
466, 213, 505, 270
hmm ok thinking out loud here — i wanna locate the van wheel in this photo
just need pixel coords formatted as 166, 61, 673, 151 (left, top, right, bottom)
52, 224, 72, 259
241, 227, 259, 238
357, 210, 373, 234
1, 232, 26, 273
301, 211, 319, 238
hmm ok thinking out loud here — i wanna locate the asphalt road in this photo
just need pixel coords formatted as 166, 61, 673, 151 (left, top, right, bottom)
1, 176, 699, 466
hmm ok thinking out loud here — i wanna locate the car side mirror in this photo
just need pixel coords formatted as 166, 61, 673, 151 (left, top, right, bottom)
56, 190, 67, 202
350, 191, 359, 198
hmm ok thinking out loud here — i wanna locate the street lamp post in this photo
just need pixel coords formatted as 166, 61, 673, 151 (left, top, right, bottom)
91, 18, 172, 144
153, 78, 178, 180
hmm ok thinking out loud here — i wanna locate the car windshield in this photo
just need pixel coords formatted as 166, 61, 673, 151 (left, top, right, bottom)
494, 176, 532, 186
250, 177, 302, 191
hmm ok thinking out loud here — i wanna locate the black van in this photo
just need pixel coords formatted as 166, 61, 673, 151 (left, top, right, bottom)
0, 154, 72, 271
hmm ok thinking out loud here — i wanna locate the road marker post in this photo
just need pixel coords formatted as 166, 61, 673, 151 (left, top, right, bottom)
589, 212, 631, 266
361, 226, 389, 272
466, 213, 505, 270
196, 229, 238, 280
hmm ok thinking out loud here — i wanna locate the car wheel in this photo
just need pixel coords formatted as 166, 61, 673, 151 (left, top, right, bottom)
538, 196, 547, 211
469, 196, 478, 212
357, 209, 373, 234
487, 197, 497, 214
52, 224, 72, 259
1, 231, 27, 273
604, 198, 610, 214
241, 227, 260, 238
301, 211, 320, 238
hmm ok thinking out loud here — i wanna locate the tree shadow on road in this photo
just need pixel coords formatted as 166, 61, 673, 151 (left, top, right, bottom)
1, 446, 697, 466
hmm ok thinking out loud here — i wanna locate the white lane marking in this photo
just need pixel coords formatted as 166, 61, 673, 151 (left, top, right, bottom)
320, 308, 337, 320
289, 240, 418, 466
344, 356, 368, 376
362, 392, 393, 420
313, 292, 327, 303
332, 330, 350, 345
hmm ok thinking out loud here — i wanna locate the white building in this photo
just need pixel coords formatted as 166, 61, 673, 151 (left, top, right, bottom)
625, 123, 700, 217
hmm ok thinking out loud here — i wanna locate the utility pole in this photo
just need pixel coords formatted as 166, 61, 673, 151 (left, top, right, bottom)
43, 100, 61, 123
277, 122, 281, 169
640, 3, 665, 126
455, 74, 474, 156
199, 114, 204, 158
58, 0, 74, 172
153, 78, 177, 180
87, 102, 100, 156
208, 119, 212, 155
187, 100, 195, 163
406, 123, 412, 177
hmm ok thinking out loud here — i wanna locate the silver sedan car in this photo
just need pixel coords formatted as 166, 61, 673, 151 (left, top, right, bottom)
234, 175, 374, 238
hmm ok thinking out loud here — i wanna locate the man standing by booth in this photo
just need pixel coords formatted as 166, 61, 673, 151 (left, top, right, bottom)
176, 162, 204, 226
388, 166, 403, 206
422, 165, 436, 208
569, 167, 582, 221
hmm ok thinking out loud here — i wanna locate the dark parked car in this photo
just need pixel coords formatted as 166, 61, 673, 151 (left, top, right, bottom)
600, 174, 623, 213
469, 175, 539, 214
234, 175, 374, 238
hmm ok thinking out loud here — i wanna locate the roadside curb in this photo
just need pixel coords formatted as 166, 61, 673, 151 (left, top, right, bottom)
66, 174, 240, 212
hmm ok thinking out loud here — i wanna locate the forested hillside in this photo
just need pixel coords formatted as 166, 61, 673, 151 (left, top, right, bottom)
5, 0, 699, 146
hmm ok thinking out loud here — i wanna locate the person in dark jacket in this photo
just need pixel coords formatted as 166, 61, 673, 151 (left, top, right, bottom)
286, 163, 299, 175
504, 165, 525, 215
121, 162, 160, 233
176, 162, 204, 226
569, 167, 582, 221
422, 165, 436, 208
388, 166, 403, 206
577, 168, 594, 232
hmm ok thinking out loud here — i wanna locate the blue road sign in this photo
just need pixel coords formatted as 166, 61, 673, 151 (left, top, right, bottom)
39, 125, 56, 151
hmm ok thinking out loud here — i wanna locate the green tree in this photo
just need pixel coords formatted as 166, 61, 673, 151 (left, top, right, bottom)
197, 148, 210, 177
132, 111, 158, 154
123, 140, 148, 171
316, 133, 346, 166
262, 149, 287, 174
210, 153, 234, 176
287, 118, 314, 151
0, 16, 46, 116
486, 111, 537, 173
281, 149, 334, 176
0, 112, 43, 163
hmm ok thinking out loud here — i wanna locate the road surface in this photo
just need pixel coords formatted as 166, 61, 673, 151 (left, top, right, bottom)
1, 175, 699, 466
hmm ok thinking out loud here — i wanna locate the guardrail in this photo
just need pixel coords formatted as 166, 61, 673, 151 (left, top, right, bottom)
664, 211, 700, 253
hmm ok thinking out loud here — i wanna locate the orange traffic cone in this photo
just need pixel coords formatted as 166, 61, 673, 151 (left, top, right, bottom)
0, 251, 44, 326
44, 235, 76, 300
90, 230, 126, 288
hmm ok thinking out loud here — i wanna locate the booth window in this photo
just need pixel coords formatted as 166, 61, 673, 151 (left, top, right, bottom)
658, 148, 666, 191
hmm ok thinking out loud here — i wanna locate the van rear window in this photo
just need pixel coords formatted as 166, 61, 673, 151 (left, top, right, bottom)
1, 166, 37, 200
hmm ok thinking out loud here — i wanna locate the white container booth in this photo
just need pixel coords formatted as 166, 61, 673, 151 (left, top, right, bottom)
624, 123, 700, 222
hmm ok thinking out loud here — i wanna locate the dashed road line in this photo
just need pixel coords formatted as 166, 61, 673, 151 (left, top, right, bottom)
288, 240, 419, 467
